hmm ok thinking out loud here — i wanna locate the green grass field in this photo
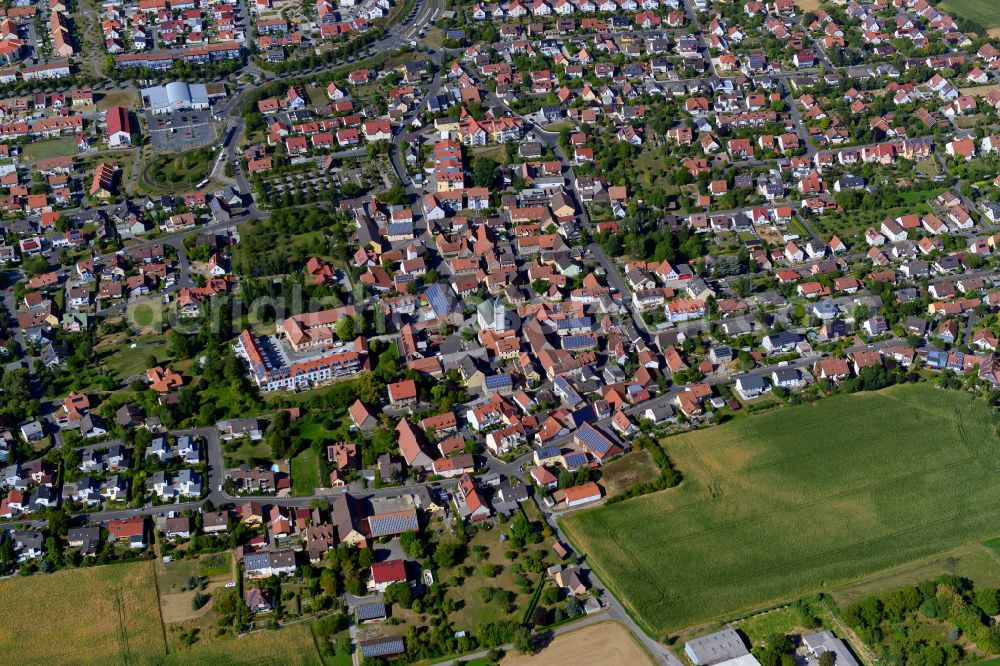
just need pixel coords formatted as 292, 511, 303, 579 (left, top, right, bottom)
827, 542, 1000, 608
22, 136, 77, 162
145, 146, 216, 192
224, 439, 274, 468
291, 448, 322, 495
939, 0, 1000, 31
734, 606, 813, 646
561, 384, 1000, 637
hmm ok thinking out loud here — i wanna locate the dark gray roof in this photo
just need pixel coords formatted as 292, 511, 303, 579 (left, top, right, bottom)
360, 636, 405, 658
355, 602, 386, 621
737, 374, 769, 391
771, 368, 801, 383
764, 331, 801, 346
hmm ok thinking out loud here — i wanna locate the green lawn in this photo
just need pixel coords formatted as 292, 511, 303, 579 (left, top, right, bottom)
22, 136, 77, 162
734, 606, 813, 646
157, 557, 204, 595
305, 85, 330, 107
939, 0, 1000, 31
561, 384, 1000, 637
954, 113, 988, 130
199, 552, 232, 578
224, 439, 274, 468
290, 448, 322, 496
296, 421, 343, 441
328, 630, 352, 666
789, 217, 811, 239
633, 146, 681, 195
145, 146, 217, 191
99, 334, 170, 384
983, 537, 1000, 558
915, 157, 941, 179
127, 299, 170, 331
96, 89, 137, 111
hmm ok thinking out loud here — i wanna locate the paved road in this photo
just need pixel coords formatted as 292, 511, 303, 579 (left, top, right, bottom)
386, 44, 445, 225
784, 79, 816, 159
587, 242, 652, 340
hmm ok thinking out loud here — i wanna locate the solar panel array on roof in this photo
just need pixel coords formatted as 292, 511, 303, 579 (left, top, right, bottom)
554, 376, 583, 406
387, 222, 413, 236
557, 316, 592, 330
485, 374, 512, 389
360, 636, 405, 658
576, 423, 614, 455
243, 552, 269, 571
425, 283, 454, 317
367, 510, 418, 538
356, 602, 386, 621
562, 452, 588, 469
536, 445, 560, 459
562, 335, 597, 350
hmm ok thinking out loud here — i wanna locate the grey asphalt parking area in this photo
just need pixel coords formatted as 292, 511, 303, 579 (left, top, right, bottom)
146, 109, 218, 152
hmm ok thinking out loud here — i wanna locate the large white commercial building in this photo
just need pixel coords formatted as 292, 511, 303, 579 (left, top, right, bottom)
141, 82, 211, 115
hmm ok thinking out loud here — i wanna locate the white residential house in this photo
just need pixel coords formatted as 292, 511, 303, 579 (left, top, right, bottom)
735, 374, 769, 400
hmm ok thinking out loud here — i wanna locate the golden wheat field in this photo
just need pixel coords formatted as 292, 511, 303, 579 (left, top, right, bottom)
0, 560, 166, 665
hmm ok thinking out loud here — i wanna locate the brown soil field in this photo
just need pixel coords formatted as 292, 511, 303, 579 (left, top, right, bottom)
502, 621, 654, 666
960, 84, 1000, 98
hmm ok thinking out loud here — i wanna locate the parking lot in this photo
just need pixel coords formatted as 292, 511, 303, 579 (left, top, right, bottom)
146, 108, 218, 152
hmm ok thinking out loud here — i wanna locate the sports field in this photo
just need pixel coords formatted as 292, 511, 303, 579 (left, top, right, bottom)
561, 384, 1000, 636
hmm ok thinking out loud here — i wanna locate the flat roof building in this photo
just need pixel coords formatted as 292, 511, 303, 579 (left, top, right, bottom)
141, 82, 210, 114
